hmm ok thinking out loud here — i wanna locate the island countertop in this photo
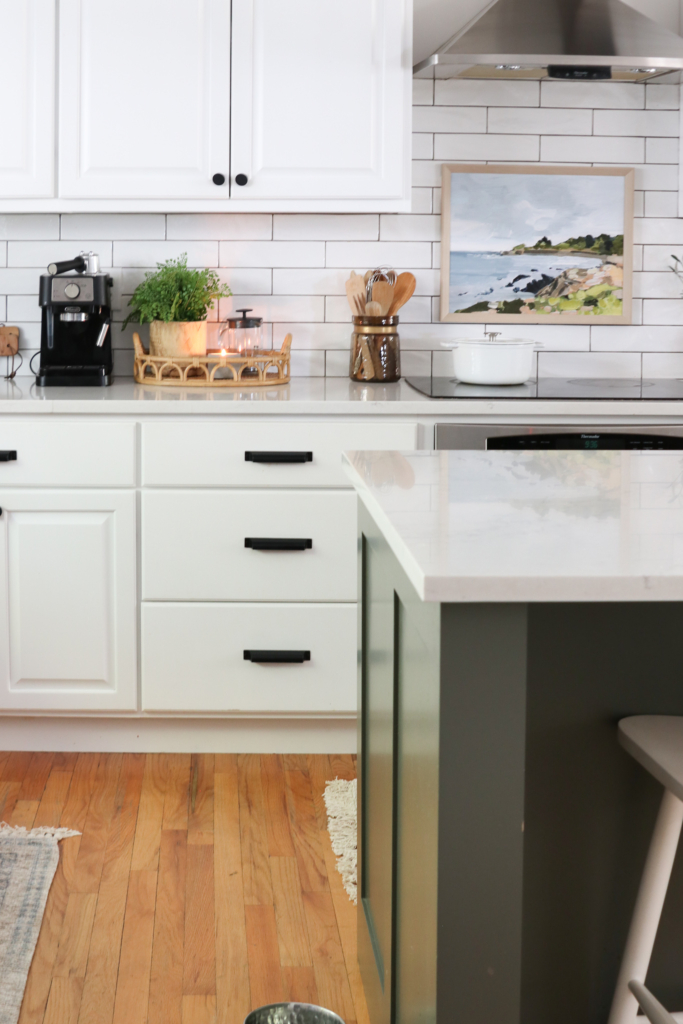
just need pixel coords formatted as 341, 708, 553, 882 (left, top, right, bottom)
343, 449, 683, 603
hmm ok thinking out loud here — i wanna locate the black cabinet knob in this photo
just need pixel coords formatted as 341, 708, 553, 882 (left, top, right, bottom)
212, 173, 226, 185
235, 173, 248, 186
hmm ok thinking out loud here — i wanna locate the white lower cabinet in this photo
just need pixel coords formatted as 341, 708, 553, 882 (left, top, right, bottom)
0, 490, 137, 711
142, 602, 357, 713
142, 489, 357, 602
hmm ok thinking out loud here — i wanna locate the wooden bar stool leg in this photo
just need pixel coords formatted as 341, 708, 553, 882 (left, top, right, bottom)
608, 789, 683, 1024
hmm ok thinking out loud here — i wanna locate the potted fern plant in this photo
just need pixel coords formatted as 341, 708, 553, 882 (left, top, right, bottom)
123, 254, 231, 357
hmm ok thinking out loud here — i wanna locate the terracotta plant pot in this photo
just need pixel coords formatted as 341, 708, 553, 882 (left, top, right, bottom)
149, 321, 207, 357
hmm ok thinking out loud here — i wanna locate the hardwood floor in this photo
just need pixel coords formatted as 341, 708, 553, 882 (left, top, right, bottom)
0, 752, 365, 1024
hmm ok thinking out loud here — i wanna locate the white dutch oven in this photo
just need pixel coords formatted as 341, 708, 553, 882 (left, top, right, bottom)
442, 333, 539, 386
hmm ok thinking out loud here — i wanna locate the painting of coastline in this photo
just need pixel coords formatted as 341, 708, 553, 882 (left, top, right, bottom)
440, 165, 634, 325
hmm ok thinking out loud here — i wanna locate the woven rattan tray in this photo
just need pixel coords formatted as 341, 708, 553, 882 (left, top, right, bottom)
132, 332, 291, 387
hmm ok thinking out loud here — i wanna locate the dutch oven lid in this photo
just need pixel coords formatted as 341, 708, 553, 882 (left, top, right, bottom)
225, 307, 262, 329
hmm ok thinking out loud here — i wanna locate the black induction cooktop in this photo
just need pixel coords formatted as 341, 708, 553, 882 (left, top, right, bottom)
405, 377, 683, 400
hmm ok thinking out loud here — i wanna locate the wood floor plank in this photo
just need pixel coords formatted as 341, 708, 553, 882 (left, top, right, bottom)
284, 771, 328, 894
262, 755, 295, 858
72, 753, 124, 894
44, 977, 85, 1024
181, 996, 216, 1024
281, 967, 319, 1006
183, 843, 216, 995
188, 754, 214, 842
8, 799, 39, 828
2, 751, 33, 784
131, 754, 167, 872
19, 752, 55, 801
78, 754, 145, 1024
163, 754, 191, 831
238, 755, 273, 906
149, 830, 187, 1024
311, 961, 356, 1024
34, 770, 74, 829
302, 892, 346, 965
61, 754, 101, 833
214, 764, 251, 1024
18, 845, 70, 1024
112, 870, 158, 1024
53, 892, 98, 979
328, 756, 356, 782
270, 857, 311, 968
53, 752, 80, 771
245, 905, 284, 1009
306, 755, 332, 834
0, 780, 21, 821
282, 756, 308, 772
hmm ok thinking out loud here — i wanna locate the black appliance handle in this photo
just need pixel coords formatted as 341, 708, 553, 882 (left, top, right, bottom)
245, 537, 312, 551
47, 256, 87, 276
244, 650, 310, 664
0, 451, 17, 462
245, 451, 312, 464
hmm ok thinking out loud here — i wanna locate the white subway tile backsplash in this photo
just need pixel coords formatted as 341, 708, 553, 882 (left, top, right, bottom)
3, 89, 683, 380
434, 134, 540, 161
435, 80, 540, 107
594, 110, 679, 137
411, 188, 432, 213
273, 214, 378, 241
488, 107, 592, 135
541, 135, 644, 162
412, 133, 434, 159
325, 241, 433, 269
114, 241, 217, 267
61, 214, 166, 239
413, 106, 486, 133
538, 351, 642, 378
0, 215, 60, 240
646, 137, 680, 163
379, 215, 441, 242
8, 241, 113, 268
541, 81, 644, 109
220, 241, 324, 268
168, 214, 272, 240
644, 191, 679, 217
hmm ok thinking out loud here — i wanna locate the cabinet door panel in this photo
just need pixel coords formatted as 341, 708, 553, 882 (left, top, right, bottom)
231, 0, 411, 200
0, 0, 55, 198
0, 491, 137, 711
59, 0, 230, 198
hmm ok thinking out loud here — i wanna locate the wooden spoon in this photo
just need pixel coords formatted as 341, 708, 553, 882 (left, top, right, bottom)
345, 274, 366, 316
365, 301, 383, 316
372, 280, 394, 315
388, 272, 416, 315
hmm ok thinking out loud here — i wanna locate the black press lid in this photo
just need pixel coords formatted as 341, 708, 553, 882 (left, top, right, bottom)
225, 307, 262, 328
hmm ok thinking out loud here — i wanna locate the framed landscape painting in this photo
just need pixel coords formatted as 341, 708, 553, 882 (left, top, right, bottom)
440, 164, 634, 325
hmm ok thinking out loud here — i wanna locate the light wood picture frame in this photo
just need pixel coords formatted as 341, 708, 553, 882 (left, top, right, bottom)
440, 164, 634, 325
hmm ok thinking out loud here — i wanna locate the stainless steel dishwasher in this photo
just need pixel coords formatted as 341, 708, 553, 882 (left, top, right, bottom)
436, 424, 683, 450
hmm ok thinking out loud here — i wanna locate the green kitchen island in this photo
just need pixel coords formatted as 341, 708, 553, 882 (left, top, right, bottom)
344, 449, 683, 1024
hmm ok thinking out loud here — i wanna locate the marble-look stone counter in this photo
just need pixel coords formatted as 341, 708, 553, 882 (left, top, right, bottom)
344, 449, 683, 602
2, 377, 683, 420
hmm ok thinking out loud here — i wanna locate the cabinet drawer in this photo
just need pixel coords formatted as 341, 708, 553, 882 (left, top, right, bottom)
0, 419, 135, 487
142, 420, 418, 488
142, 490, 356, 601
141, 602, 357, 713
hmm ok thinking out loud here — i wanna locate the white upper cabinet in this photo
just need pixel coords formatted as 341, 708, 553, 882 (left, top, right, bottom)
230, 0, 412, 203
0, 0, 56, 197
58, 0, 231, 199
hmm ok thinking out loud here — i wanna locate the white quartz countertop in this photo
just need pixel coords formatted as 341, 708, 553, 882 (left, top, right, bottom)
343, 449, 683, 603
1, 377, 683, 418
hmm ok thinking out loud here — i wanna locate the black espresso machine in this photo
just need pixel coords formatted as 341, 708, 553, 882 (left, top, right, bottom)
37, 250, 113, 386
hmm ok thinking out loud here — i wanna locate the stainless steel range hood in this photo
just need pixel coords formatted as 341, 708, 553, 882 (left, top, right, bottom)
413, 0, 683, 81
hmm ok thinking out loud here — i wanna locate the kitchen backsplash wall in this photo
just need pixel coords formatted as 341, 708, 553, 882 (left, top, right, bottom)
1, 76, 682, 380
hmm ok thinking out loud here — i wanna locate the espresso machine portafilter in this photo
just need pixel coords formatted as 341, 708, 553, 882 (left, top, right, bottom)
37, 250, 113, 386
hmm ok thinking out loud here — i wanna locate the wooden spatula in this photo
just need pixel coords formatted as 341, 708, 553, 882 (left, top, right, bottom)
372, 280, 394, 315
388, 272, 416, 315
345, 274, 366, 316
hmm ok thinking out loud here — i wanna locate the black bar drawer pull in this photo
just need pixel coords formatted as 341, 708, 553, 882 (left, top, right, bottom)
245, 451, 312, 464
245, 537, 312, 551
0, 451, 17, 462
244, 650, 310, 664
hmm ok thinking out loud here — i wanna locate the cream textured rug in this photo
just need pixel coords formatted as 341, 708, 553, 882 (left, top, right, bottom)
0, 823, 80, 1024
324, 778, 357, 903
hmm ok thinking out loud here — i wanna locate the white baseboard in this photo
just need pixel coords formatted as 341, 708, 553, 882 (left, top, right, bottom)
0, 716, 357, 754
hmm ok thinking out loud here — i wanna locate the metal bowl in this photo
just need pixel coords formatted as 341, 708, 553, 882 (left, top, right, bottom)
244, 1004, 346, 1024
